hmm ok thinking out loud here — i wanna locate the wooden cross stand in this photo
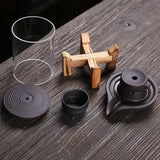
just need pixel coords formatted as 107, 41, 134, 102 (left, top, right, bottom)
62, 33, 119, 88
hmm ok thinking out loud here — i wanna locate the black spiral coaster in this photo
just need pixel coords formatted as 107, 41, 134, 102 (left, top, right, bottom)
3, 84, 50, 119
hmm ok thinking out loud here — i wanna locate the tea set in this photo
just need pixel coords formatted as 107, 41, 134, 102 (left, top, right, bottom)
3, 16, 158, 120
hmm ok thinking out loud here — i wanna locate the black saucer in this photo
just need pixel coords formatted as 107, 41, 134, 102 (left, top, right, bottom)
106, 69, 158, 117
3, 84, 50, 119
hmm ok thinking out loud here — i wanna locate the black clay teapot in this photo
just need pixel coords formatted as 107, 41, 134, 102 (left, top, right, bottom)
106, 69, 158, 117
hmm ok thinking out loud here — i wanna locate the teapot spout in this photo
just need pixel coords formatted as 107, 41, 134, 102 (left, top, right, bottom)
106, 98, 121, 117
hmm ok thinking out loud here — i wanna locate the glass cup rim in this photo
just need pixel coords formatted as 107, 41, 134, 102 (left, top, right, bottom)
11, 16, 55, 44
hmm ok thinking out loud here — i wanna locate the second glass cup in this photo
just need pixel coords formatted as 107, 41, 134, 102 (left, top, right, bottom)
11, 16, 55, 85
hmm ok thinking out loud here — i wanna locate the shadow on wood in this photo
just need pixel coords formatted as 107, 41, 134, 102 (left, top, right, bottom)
107, 107, 153, 124
1, 106, 48, 128
58, 108, 86, 127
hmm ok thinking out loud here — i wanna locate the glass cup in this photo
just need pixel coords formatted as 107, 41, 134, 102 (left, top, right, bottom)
11, 16, 55, 85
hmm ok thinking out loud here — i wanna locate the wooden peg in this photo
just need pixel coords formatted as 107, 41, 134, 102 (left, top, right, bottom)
80, 33, 101, 88
62, 33, 119, 88
62, 51, 72, 76
80, 33, 98, 75
107, 44, 119, 70
91, 67, 101, 88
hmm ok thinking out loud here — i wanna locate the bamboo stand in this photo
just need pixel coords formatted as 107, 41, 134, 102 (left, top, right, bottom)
62, 33, 119, 88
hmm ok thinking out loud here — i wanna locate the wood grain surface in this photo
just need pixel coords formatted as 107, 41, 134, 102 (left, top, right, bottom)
0, 0, 160, 159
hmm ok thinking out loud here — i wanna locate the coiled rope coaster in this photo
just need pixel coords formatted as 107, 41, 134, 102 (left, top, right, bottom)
3, 84, 50, 119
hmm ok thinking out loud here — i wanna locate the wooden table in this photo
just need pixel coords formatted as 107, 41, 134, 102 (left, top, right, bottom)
0, 0, 160, 159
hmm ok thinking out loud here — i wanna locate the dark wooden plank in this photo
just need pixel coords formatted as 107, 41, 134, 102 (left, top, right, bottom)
0, 0, 160, 160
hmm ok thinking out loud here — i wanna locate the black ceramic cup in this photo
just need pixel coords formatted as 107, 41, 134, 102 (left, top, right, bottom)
62, 89, 89, 116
